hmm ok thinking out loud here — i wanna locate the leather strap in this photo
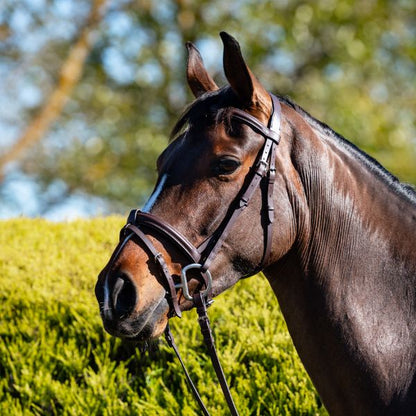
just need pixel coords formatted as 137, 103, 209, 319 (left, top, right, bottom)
261, 96, 281, 267
198, 141, 271, 272
193, 292, 239, 416
123, 223, 182, 318
198, 95, 281, 272
230, 110, 280, 145
130, 211, 202, 263
164, 325, 210, 416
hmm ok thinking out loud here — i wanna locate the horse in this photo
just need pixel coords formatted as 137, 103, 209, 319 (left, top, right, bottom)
95, 32, 416, 415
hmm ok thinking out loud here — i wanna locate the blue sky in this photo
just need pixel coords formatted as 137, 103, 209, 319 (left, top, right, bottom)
1, 0, 415, 220
0, 1, 125, 220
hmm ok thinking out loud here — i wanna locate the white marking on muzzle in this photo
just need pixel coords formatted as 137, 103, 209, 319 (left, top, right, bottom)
142, 174, 168, 213
103, 174, 167, 320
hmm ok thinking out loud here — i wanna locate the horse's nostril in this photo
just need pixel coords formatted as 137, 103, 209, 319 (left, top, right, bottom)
112, 275, 137, 317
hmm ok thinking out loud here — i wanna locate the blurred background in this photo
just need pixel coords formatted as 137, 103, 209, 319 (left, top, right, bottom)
0, 0, 415, 221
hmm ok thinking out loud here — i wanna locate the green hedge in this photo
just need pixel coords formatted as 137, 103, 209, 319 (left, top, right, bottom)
0, 218, 327, 415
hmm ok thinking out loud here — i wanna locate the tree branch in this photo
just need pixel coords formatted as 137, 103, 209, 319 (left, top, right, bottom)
0, 0, 107, 180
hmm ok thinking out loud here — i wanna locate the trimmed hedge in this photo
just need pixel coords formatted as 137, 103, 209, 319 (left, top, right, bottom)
0, 217, 327, 415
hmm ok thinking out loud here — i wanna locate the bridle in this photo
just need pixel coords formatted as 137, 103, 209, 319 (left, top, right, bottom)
120, 93, 281, 316
116, 94, 281, 415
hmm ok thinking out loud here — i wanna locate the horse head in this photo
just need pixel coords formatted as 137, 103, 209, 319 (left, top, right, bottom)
95, 32, 297, 341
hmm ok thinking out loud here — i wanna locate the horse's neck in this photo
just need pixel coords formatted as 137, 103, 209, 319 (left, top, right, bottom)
299, 129, 416, 279
265, 125, 416, 413
292, 125, 416, 320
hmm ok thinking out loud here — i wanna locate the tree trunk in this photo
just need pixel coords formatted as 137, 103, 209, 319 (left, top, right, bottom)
0, 0, 107, 180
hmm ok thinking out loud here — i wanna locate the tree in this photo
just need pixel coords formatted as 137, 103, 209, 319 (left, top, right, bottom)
1, 0, 415, 217
0, 0, 107, 179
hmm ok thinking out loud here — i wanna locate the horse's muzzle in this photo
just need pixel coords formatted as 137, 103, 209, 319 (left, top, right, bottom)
95, 272, 140, 336
95, 271, 169, 340
109, 274, 138, 318
95, 272, 137, 318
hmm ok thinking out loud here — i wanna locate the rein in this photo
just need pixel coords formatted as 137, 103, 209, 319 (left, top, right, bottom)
118, 94, 282, 415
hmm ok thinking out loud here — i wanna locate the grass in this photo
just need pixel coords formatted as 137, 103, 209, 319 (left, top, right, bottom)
0, 217, 327, 415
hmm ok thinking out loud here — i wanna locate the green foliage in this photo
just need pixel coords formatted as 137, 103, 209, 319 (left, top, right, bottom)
0, 217, 327, 415
1, 0, 414, 214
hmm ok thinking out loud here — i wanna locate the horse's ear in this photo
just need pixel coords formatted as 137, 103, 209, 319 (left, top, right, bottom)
220, 32, 271, 123
186, 42, 219, 98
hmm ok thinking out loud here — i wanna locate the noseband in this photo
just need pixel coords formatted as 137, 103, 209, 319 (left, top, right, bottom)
117, 94, 281, 415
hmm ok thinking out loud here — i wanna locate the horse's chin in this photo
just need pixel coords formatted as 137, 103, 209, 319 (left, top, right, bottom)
101, 297, 170, 341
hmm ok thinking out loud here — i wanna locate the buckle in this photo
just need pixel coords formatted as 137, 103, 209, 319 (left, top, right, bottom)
254, 159, 269, 177
238, 197, 249, 209
177, 263, 212, 301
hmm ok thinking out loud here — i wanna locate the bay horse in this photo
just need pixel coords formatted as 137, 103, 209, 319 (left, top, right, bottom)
95, 32, 416, 415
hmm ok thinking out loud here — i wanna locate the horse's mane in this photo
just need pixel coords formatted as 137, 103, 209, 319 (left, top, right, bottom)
171, 88, 416, 204
279, 96, 416, 204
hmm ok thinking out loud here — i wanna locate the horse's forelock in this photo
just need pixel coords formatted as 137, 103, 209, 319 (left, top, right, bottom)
169, 87, 239, 142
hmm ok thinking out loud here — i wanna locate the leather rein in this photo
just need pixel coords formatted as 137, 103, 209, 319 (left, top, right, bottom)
118, 94, 281, 415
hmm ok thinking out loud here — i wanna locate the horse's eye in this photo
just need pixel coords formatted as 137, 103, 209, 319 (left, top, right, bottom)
213, 158, 241, 175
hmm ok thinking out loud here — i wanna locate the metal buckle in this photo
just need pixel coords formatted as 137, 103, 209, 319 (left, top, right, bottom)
175, 263, 212, 301
256, 159, 269, 177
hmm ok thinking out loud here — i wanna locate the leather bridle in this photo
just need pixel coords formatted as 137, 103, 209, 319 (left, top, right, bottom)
116, 94, 281, 415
